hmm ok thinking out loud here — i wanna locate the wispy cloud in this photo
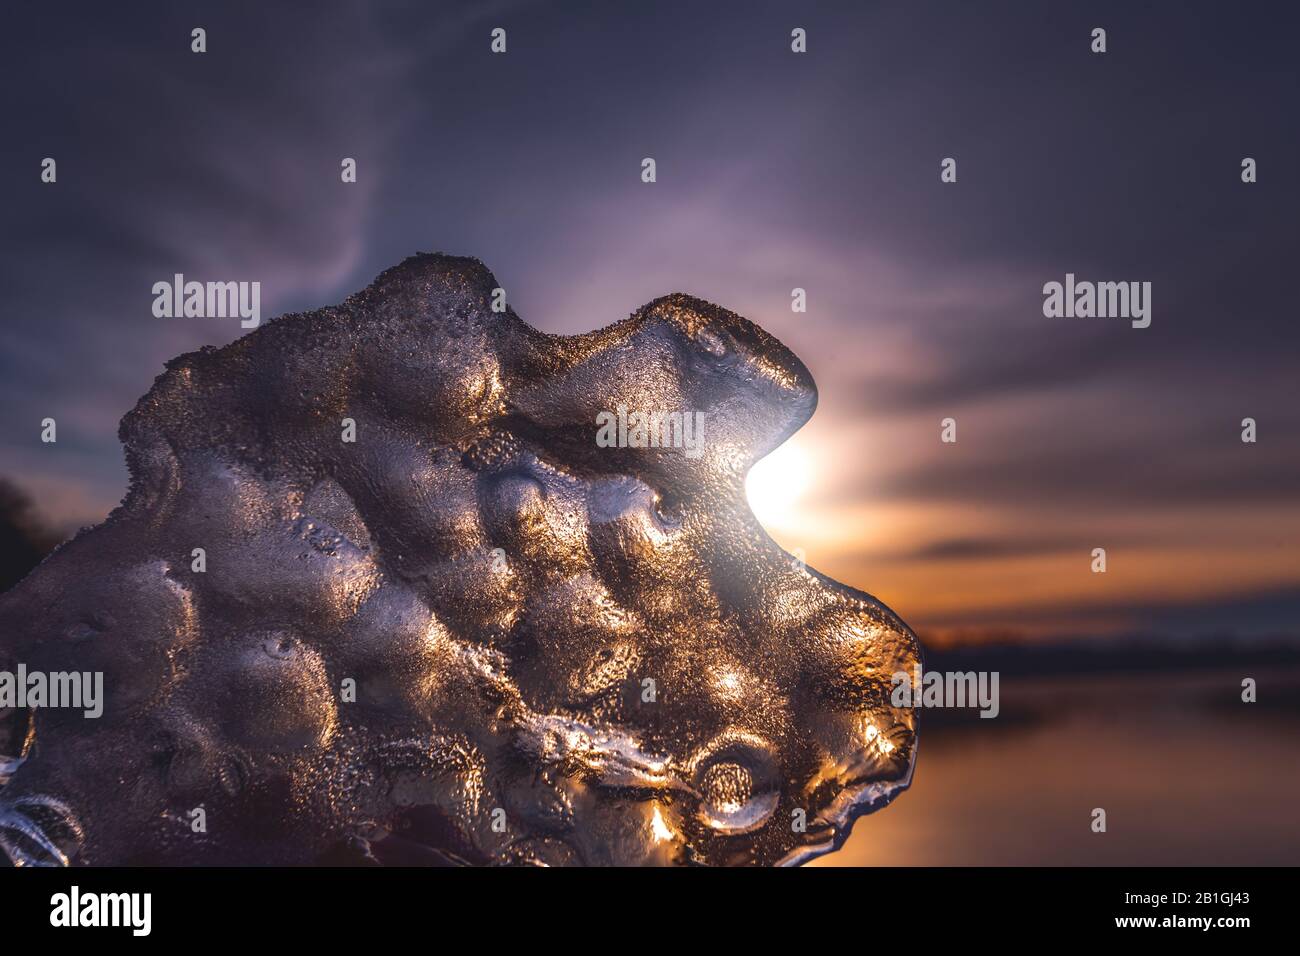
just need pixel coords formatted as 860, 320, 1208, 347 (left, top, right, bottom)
2, 1, 1296, 639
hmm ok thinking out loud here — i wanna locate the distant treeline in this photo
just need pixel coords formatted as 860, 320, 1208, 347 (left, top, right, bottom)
0, 477, 60, 593
925, 634, 1300, 676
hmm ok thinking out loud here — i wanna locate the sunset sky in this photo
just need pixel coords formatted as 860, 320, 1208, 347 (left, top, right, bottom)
2, 1, 1296, 645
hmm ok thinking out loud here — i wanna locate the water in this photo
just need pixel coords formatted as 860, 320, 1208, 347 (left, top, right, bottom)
816, 666, 1300, 866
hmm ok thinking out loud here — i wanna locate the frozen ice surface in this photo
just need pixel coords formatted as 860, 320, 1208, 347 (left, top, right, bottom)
0, 254, 919, 866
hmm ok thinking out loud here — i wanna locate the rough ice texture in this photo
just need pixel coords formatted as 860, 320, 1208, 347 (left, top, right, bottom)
0, 254, 918, 866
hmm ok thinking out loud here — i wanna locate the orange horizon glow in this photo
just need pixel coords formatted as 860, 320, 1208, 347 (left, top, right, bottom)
746, 420, 1300, 645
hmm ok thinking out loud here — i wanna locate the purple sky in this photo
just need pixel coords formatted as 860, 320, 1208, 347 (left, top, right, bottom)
2, 1, 1297, 642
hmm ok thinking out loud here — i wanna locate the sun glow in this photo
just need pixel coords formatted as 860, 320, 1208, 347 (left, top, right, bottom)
745, 437, 813, 531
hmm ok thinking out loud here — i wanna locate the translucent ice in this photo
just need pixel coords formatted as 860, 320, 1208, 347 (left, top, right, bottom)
0, 255, 919, 866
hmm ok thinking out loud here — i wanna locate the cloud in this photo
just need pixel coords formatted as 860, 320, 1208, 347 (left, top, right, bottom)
2, 1, 1297, 641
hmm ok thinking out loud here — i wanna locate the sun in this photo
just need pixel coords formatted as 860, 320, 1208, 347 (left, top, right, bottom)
744, 437, 812, 531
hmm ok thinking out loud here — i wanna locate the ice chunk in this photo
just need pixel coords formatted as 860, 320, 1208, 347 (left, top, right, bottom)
0, 254, 919, 866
